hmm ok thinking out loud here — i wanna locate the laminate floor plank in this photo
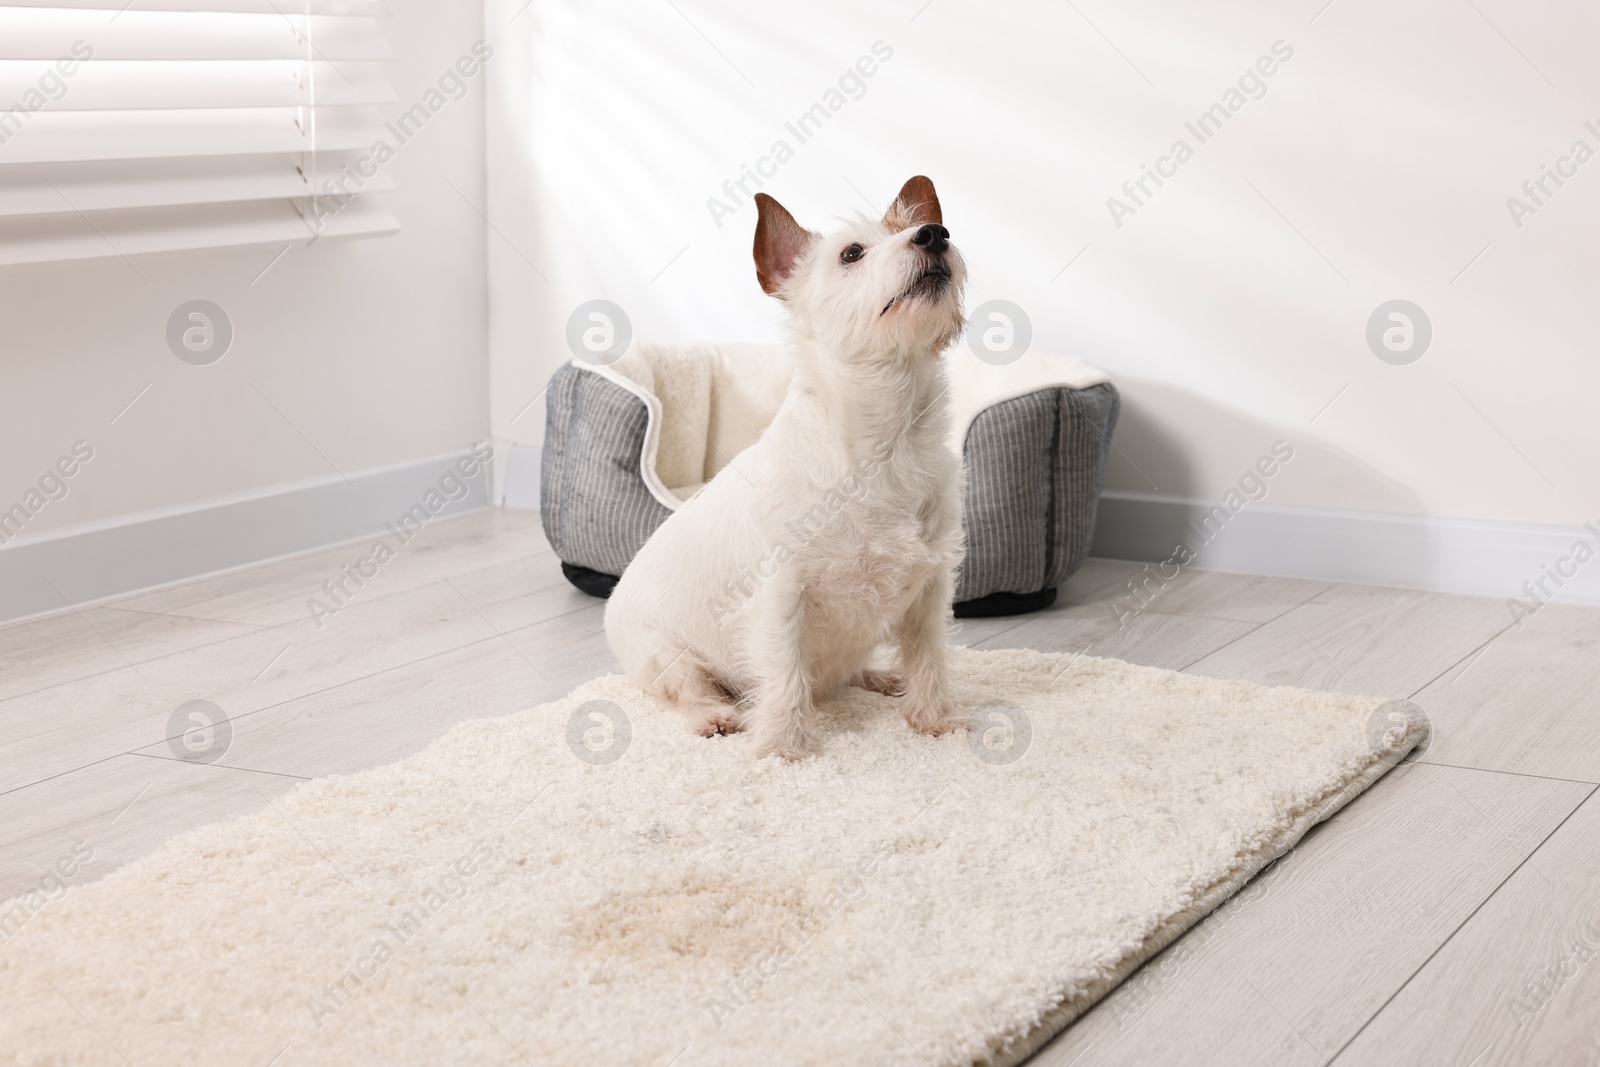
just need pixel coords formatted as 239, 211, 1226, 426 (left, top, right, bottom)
1332, 786, 1600, 1067
1183, 583, 1514, 698
1024, 764, 1591, 1066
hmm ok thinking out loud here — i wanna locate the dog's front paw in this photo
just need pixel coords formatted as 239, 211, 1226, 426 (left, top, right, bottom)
904, 704, 971, 738
749, 719, 819, 761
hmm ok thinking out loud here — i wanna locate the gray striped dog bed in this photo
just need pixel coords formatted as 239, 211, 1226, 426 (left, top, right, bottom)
540, 353, 1119, 616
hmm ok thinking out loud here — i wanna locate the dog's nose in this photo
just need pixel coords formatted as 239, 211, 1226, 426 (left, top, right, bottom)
911, 223, 949, 254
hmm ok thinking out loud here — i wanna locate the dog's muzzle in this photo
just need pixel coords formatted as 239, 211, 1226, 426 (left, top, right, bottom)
880, 224, 956, 314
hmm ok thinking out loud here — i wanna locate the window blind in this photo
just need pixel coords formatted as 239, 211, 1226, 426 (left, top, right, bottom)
0, 0, 399, 268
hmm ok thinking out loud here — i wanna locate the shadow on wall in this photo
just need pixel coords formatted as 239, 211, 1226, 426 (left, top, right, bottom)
1091, 374, 1434, 585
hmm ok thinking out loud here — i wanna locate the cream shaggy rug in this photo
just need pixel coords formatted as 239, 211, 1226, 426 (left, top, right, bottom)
0, 645, 1425, 1067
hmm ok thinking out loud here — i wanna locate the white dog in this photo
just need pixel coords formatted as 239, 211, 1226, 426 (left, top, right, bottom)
604, 176, 968, 759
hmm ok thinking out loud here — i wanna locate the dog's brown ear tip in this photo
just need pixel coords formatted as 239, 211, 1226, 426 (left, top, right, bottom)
886, 175, 942, 227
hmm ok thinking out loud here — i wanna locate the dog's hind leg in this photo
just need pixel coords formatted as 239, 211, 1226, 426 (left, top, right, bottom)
853, 669, 906, 697
693, 701, 745, 737
650, 645, 746, 738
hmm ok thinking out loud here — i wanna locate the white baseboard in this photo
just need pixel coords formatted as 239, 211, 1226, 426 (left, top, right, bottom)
1090, 491, 1600, 609
503, 443, 542, 512
7, 446, 1585, 627
0, 447, 494, 625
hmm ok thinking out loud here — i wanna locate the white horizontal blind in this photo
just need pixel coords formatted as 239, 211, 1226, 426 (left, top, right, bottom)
0, 0, 399, 267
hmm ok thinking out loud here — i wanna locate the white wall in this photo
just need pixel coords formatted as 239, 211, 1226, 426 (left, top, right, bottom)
0, 0, 491, 542
485, 0, 1599, 539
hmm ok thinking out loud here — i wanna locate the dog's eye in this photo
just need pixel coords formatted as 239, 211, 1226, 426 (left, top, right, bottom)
840, 243, 864, 264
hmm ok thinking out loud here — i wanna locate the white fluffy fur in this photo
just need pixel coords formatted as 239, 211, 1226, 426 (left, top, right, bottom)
605, 179, 970, 758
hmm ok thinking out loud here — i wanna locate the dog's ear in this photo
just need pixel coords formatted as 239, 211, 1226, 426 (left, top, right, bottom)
753, 193, 815, 296
884, 175, 942, 230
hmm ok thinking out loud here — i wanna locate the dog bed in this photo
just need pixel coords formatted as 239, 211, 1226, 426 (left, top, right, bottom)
540, 343, 1120, 615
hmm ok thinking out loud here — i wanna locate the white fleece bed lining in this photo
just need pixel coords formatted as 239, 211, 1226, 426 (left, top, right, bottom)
578, 344, 1112, 512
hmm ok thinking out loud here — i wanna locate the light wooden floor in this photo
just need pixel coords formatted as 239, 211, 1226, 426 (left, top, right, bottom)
2, 507, 1596, 1066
